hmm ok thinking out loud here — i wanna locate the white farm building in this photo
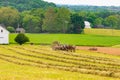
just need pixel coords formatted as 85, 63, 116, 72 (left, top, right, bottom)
0, 25, 9, 44
84, 21, 91, 28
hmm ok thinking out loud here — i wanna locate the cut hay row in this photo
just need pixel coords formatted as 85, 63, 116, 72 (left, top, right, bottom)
1, 46, 120, 71
1, 46, 109, 69
1, 56, 119, 79
0, 51, 120, 78
27, 45, 120, 62
5, 46, 120, 69
0, 45, 120, 78
14, 46, 120, 67
0, 46, 74, 67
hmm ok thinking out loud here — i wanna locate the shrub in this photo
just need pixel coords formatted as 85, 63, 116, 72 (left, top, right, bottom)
14, 33, 29, 45
7, 26, 15, 33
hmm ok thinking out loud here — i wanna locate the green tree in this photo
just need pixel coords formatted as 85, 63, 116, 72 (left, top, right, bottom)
70, 14, 84, 33
22, 13, 41, 33
86, 12, 97, 27
30, 8, 45, 32
56, 7, 71, 33
20, 8, 45, 33
15, 33, 29, 45
79, 11, 87, 18
104, 15, 119, 29
42, 7, 57, 32
43, 7, 71, 33
94, 17, 103, 26
115, 15, 120, 29
0, 7, 19, 27
96, 11, 113, 18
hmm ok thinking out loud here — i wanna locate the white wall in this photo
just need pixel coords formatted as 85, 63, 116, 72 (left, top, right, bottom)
0, 26, 9, 44
0, 34, 9, 44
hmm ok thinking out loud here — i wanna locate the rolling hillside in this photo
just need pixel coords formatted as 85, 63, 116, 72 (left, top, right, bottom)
0, 0, 56, 11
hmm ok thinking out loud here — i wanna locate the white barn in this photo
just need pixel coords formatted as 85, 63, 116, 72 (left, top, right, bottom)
84, 21, 91, 28
0, 25, 9, 44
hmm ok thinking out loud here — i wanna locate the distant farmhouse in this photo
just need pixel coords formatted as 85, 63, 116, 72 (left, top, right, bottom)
84, 21, 91, 28
0, 25, 9, 44
16, 27, 25, 33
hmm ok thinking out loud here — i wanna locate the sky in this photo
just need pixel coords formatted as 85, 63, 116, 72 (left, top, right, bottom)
43, 0, 120, 6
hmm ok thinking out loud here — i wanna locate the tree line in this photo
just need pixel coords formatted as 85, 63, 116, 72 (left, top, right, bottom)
0, 6, 120, 33
0, 0, 56, 11
58, 5, 120, 12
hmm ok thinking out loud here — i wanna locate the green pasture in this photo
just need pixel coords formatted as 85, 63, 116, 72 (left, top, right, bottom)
10, 33, 120, 46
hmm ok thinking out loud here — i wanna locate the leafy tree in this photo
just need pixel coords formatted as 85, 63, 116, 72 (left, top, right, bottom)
43, 7, 71, 33
96, 11, 114, 18
0, 7, 19, 27
70, 14, 84, 33
56, 7, 71, 33
94, 17, 103, 26
104, 15, 119, 29
20, 8, 45, 33
86, 12, 97, 26
30, 8, 45, 32
15, 33, 29, 45
79, 11, 87, 18
42, 7, 58, 32
115, 15, 120, 29
21, 10, 42, 33
23, 14, 41, 33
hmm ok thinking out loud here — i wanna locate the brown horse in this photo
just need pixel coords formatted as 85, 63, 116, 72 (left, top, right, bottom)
51, 41, 76, 52
65, 45, 76, 52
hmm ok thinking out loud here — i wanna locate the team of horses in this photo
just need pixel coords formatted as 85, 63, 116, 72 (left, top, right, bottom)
51, 41, 76, 52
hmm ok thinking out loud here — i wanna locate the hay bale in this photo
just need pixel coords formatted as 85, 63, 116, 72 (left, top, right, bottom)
89, 47, 97, 51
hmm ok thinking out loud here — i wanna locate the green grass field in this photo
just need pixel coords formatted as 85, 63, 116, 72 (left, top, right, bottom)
10, 33, 120, 46
0, 45, 120, 80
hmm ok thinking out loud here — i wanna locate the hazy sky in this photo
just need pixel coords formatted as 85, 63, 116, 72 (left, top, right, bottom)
43, 0, 120, 6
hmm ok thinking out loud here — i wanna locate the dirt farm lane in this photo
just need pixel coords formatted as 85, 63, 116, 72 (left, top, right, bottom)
77, 46, 120, 56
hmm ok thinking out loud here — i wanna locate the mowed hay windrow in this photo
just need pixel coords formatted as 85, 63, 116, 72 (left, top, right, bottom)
0, 45, 120, 79
84, 28, 120, 36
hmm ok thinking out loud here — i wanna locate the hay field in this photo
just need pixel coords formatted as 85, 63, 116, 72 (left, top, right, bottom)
0, 45, 120, 80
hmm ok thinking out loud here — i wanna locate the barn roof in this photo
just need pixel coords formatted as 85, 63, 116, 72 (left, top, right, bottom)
0, 25, 9, 34
16, 28, 25, 31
